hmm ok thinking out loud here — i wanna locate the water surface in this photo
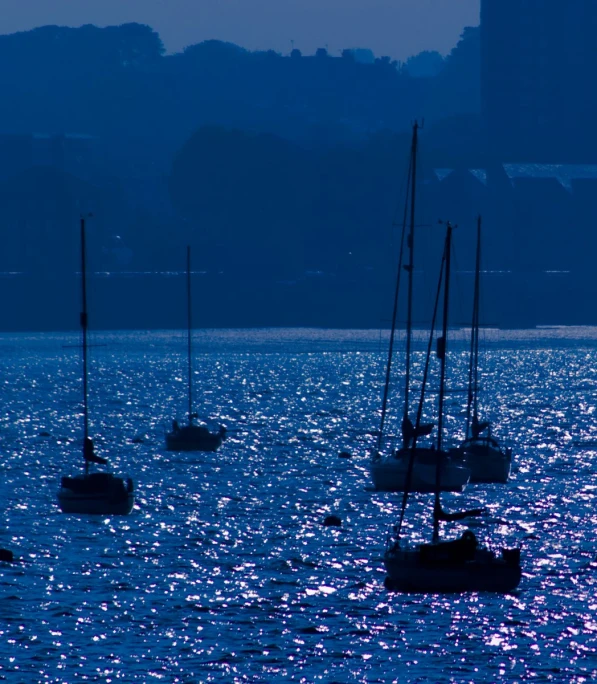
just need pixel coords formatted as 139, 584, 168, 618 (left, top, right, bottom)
1, 328, 596, 682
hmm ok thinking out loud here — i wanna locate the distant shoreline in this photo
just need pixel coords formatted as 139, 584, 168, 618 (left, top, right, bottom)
2, 326, 597, 354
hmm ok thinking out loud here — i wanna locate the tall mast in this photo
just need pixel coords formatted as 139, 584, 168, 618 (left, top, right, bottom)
472, 216, 481, 428
403, 122, 418, 426
186, 246, 194, 426
433, 221, 453, 544
466, 216, 481, 438
376, 145, 412, 451
80, 217, 89, 474
395, 247, 445, 540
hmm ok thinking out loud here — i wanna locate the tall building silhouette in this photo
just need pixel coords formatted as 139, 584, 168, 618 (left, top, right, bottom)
481, 0, 597, 161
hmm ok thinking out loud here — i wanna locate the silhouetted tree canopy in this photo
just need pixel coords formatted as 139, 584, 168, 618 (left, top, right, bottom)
0, 23, 481, 168
404, 50, 445, 78
427, 26, 480, 117
0, 22, 592, 331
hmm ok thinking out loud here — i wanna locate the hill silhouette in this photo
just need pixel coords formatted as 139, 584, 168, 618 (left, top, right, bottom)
0, 22, 594, 330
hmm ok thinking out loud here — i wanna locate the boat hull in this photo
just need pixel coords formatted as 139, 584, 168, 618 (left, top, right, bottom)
384, 543, 521, 593
370, 448, 470, 492
456, 439, 512, 483
57, 473, 134, 515
58, 491, 134, 515
166, 425, 224, 452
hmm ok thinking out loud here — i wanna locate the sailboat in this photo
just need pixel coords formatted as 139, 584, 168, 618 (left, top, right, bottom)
165, 246, 226, 452
455, 216, 512, 483
383, 222, 521, 593
370, 122, 470, 493
57, 217, 134, 515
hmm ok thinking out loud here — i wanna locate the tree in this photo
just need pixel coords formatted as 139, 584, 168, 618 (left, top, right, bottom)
426, 26, 480, 119
404, 50, 445, 78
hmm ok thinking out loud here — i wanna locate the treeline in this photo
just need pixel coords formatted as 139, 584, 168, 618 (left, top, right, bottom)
2, 122, 596, 331
0, 22, 483, 276
0, 21, 594, 330
169, 125, 597, 280
0, 23, 480, 172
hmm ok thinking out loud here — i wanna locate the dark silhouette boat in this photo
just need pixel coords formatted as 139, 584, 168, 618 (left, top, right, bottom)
384, 527, 521, 593
383, 222, 521, 593
165, 246, 226, 452
57, 217, 134, 515
0, 548, 14, 562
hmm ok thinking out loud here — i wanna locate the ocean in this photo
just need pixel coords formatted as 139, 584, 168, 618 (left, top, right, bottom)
1, 327, 596, 683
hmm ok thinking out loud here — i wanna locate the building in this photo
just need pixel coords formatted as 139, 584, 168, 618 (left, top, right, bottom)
481, 0, 597, 161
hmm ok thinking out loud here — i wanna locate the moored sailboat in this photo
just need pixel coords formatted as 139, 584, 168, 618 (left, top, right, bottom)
57, 217, 134, 515
383, 222, 521, 593
370, 122, 470, 493
455, 216, 512, 483
165, 246, 226, 452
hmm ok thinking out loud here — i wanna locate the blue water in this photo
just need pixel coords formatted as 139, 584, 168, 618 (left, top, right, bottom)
1, 328, 597, 682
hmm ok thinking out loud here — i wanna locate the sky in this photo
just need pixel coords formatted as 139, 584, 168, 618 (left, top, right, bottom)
0, 0, 479, 61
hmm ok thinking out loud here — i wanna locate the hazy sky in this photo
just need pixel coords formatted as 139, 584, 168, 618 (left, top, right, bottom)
0, 0, 479, 61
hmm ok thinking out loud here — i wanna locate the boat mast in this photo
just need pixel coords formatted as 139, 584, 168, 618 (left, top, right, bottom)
395, 248, 445, 540
186, 245, 194, 426
473, 216, 482, 430
377, 132, 413, 451
466, 216, 482, 438
403, 122, 418, 432
433, 221, 453, 544
80, 216, 90, 475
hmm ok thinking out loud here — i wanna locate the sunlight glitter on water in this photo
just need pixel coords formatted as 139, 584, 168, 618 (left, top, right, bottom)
0, 329, 597, 681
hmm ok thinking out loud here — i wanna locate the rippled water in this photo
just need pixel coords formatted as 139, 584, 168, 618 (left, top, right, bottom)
1, 328, 597, 682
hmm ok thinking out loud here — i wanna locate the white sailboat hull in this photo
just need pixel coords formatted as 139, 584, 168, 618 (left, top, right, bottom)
370, 448, 470, 493
165, 424, 224, 452
456, 439, 512, 483
384, 541, 521, 593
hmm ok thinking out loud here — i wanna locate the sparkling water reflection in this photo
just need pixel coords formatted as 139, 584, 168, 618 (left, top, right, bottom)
0, 328, 596, 682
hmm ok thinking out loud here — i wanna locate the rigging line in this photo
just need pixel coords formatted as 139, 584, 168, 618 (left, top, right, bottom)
433, 222, 453, 544
467, 216, 482, 437
387, 143, 415, 257
403, 122, 419, 425
449, 234, 467, 343
412, 136, 434, 311
377, 139, 413, 451
436, 226, 452, 449
186, 245, 194, 426
473, 216, 481, 425
395, 233, 446, 540
476, 223, 496, 424
79, 216, 90, 476
377, 135, 415, 367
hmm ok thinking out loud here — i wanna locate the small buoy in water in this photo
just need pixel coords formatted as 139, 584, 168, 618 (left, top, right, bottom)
0, 548, 14, 562
323, 515, 342, 527
39, 431, 51, 437
131, 435, 146, 444
338, 451, 352, 459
